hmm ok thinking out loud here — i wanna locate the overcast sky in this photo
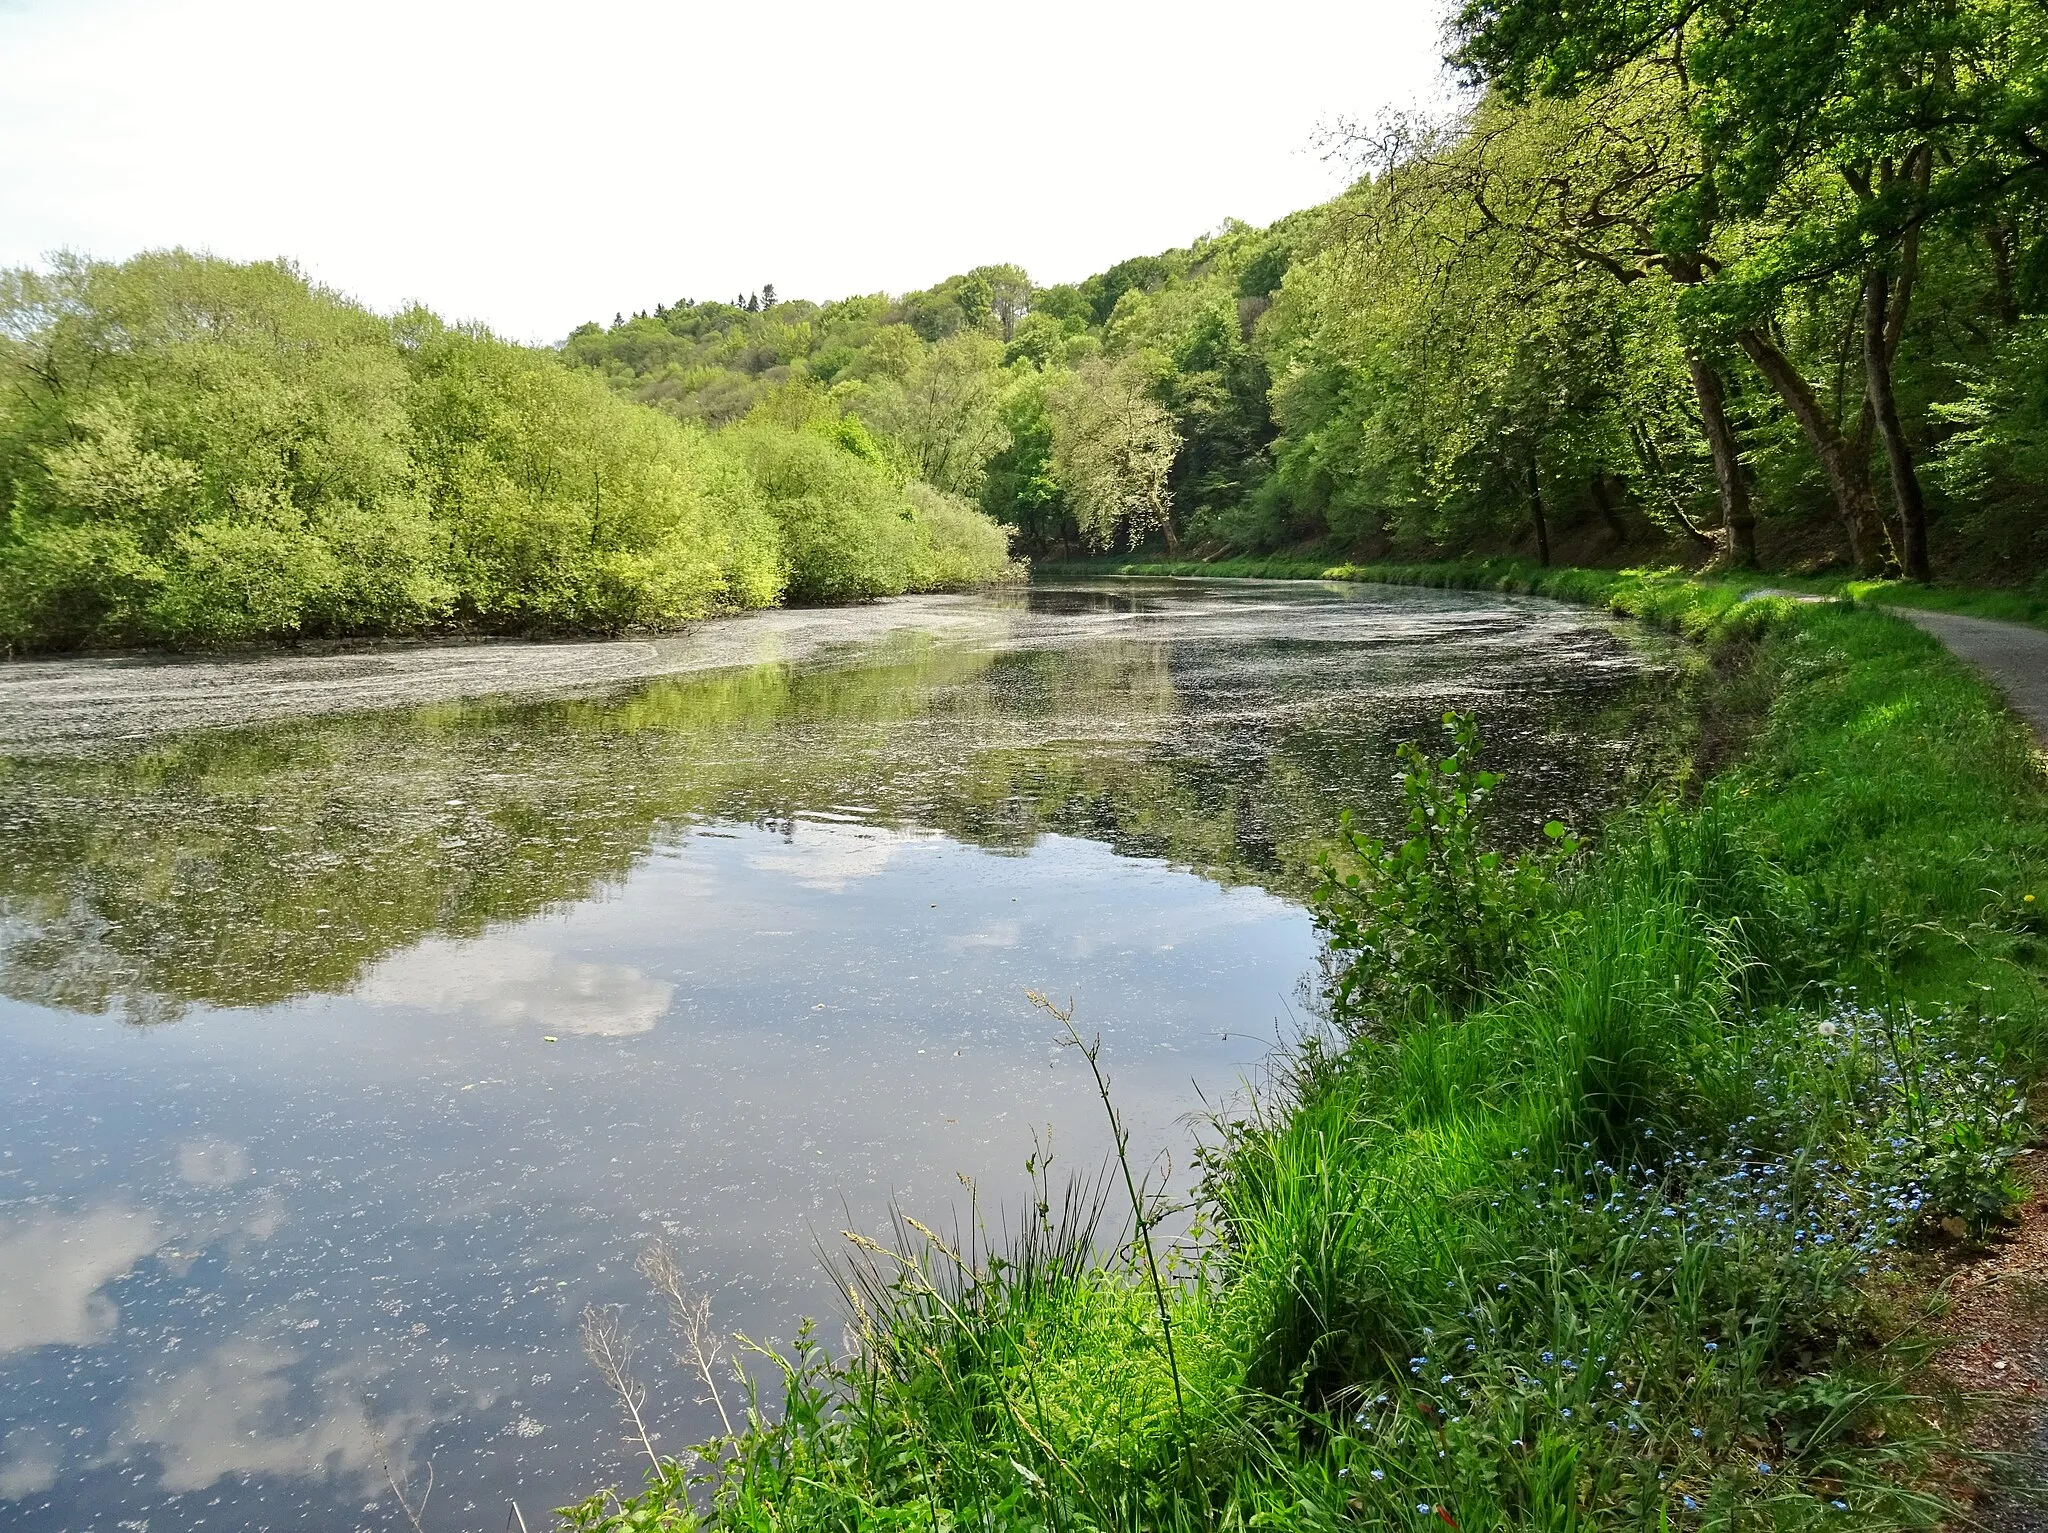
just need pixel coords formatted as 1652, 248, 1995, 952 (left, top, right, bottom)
0, 0, 1452, 343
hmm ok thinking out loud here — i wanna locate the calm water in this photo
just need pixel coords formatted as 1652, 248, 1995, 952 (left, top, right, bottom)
0, 580, 1684, 1531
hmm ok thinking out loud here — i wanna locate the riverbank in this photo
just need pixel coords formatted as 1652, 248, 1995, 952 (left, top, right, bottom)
568, 568, 2048, 1532
1036, 552, 2048, 637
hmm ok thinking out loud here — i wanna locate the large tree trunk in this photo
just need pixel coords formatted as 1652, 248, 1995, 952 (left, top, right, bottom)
1987, 221, 2020, 326
1862, 268, 1930, 580
1737, 328, 1890, 573
1527, 451, 1551, 567
1684, 350, 1757, 568
1590, 471, 1627, 545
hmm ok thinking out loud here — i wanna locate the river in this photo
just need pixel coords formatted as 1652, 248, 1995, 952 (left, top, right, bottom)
0, 578, 1684, 1530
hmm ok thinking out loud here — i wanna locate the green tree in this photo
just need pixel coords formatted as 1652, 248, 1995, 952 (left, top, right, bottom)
968, 264, 1033, 341
980, 366, 1070, 554
403, 315, 785, 628
0, 252, 1020, 652
850, 332, 1008, 497
0, 251, 448, 646
1343, 79, 1759, 563
1157, 293, 1277, 539
1451, 0, 2048, 576
1046, 358, 1182, 551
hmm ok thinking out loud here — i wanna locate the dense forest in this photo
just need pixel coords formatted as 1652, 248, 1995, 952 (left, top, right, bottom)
566, 0, 2046, 583
0, 256, 1014, 651
4, 2, 2042, 642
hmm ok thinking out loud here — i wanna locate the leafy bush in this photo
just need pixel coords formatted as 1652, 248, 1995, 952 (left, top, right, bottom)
404, 319, 785, 629
726, 419, 921, 602
0, 251, 1018, 651
1797, 995, 2035, 1239
0, 252, 448, 646
902, 480, 1017, 591
1314, 709, 1579, 1028
729, 407, 1015, 603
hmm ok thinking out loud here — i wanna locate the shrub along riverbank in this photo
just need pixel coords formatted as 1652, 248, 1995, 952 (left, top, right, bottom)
568, 568, 2048, 1532
0, 253, 1017, 653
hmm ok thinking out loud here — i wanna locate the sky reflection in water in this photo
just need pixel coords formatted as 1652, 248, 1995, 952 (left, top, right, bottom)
0, 580, 1682, 1529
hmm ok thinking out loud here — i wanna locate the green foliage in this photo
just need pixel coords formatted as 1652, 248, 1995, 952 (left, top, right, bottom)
558, 221, 1309, 561
1045, 358, 1181, 551
979, 369, 1065, 550
726, 418, 919, 603
0, 252, 1019, 650
845, 331, 1008, 497
902, 480, 1017, 591
1438, 0, 2048, 576
1850, 1004, 2034, 1238
1933, 314, 2048, 567
404, 317, 786, 629
1316, 710, 1580, 1029
556, 18, 2040, 582
1079, 255, 1173, 327
0, 251, 447, 645
727, 401, 1014, 603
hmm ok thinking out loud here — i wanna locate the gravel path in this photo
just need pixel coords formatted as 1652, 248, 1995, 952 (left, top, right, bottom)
1894, 608, 2048, 742
1898, 607, 2048, 1523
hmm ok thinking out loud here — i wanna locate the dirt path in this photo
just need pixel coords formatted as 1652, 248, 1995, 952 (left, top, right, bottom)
1938, 1154, 2048, 1528
1900, 603, 2048, 1520
1894, 607, 2048, 743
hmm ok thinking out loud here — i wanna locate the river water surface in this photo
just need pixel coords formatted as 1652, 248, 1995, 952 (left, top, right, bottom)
0, 579, 1685, 1531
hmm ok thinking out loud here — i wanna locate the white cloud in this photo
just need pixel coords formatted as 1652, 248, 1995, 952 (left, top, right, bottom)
238, 1194, 289, 1243
0, 1204, 160, 1354
176, 1138, 251, 1187
0, 1426, 62, 1501
109, 1338, 424, 1494
357, 936, 674, 1036
0, 0, 1449, 341
744, 820, 935, 892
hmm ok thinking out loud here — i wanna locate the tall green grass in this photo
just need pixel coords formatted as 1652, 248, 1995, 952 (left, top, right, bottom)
563, 583, 2048, 1532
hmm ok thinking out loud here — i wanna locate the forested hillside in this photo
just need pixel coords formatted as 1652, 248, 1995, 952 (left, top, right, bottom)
5, 1, 2041, 649
563, 237, 1290, 564
0, 255, 1014, 651
571, 1, 2047, 582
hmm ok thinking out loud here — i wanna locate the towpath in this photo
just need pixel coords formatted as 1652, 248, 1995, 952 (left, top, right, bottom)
1894, 607, 2048, 743
1895, 601, 2048, 1525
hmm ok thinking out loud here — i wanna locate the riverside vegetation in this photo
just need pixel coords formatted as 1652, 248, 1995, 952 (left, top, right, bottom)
6, 9, 2047, 647
559, 572, 2048, 1531
554, 1, 2048, 588
1, 2, 2042, 1524
0, 255, 1015, 651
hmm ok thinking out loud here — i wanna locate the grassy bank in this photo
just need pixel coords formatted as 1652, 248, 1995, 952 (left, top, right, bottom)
567, 570, 2048, 1531
1039, 553, 2048, 636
